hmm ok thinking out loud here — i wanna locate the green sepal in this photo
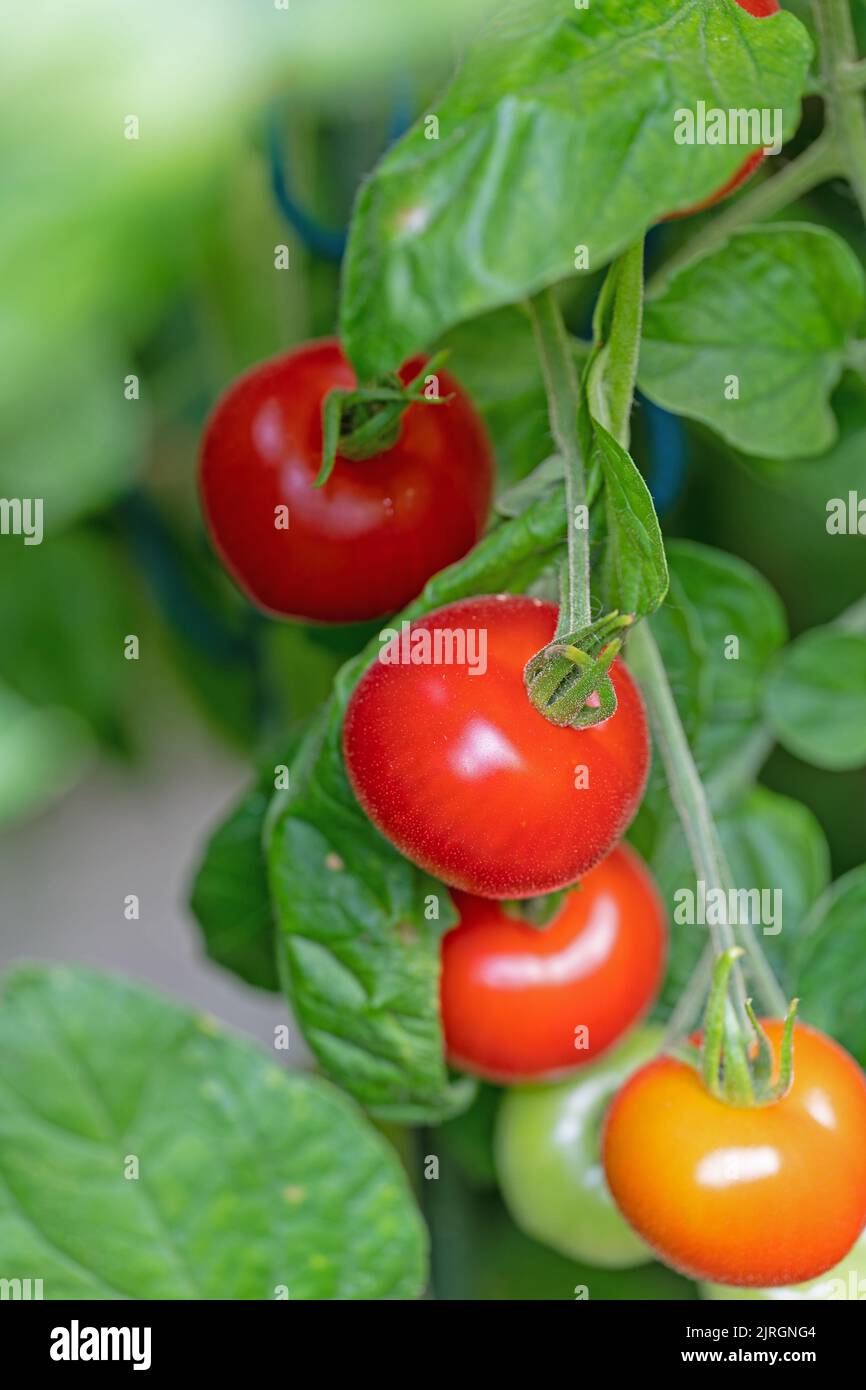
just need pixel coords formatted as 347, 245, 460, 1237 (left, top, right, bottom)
524, 611, 633, 730
744, 998, 774, 1092
316, 351, 452, 486
700, 947, 744, 1100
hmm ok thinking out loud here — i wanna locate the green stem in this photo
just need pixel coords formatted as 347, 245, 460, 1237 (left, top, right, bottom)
627, 622, 750, 1018
813, 0, 866, 223
714, 839, 788, 1018
664, 942, 715, 1048
838, 57, 866, 92
648, 135, 841, 293
528, 289, 591, 633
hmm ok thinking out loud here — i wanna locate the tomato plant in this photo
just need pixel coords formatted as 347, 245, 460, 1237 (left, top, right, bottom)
603, 1020, 866, 1287
495, 1026, 663, 1268
11, 0, 866, 1317
199, 339, 493, 623
441, 846, 666, 1080
342, 596, 650, 898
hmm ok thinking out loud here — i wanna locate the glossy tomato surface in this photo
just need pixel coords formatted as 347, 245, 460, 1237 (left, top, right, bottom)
603, 1021, 866, 1287
442, 846, 666, 1080
668, 0, 781, 219
199, 339, 492, 623
495, 1026, 663, 1268
342, 596, 650, 898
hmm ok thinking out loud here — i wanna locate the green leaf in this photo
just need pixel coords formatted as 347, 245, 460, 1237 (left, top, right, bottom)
797, 867, 866, 1069
341, 0, 811, 378
650, 565, 711, 737
267, 491, 567, 1122
594, 424, 668, 618
635, 541, 786, 858
633, 542, 786, 864
640, 225, 866, 459
666, 540, 788, 725
269, 701, 472, 1126
653, 787, 830, 1016
0, 964, 426, 1299
190, 727, 316, 993
764, 628, 866, 770
189, 788, 279, 993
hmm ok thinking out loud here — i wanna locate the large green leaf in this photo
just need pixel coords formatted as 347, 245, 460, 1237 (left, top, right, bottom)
0, 965, 425, 1299
764, 628, 866, 771
269, 701, 471, 1126
640, 225, 866, 459
797, 867, 866, 1069
267, 491, 567, 1122
341, 0, 811, 377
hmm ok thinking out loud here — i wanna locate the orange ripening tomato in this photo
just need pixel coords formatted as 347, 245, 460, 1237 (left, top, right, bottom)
603, 1021, 866, 1286
441, 845, 666, 1082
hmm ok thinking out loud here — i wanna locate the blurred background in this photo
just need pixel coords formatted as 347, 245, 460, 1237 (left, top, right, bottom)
2, 0, 865, 1300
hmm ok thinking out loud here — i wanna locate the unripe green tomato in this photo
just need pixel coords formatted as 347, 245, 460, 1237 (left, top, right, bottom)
495, 1025, 663, 1269
702, 1229, 866, 1301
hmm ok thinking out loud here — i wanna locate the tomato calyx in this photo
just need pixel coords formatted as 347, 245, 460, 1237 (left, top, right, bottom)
524, 609, 634, 729
683, 947, 800, 1108
316, 349, 452, 485
500, 887, 570, 929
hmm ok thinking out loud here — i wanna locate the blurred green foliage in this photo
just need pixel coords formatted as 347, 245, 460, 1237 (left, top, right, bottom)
0, 0, 493, 824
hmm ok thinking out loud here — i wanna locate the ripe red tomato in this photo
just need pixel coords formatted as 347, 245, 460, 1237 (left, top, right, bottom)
342, 596, 650, 898
603, 1021, 866, 1287
668, 0, 781, 219
441, 846, 666, 1081
199, 339, 493, 623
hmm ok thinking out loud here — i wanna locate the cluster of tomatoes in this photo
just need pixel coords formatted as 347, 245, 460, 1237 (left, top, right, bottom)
200, 340, 866, 1294
199, 0, 866, 1291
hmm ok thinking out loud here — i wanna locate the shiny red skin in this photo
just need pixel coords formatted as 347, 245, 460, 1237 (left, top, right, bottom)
441, 845, 667, 1082
668, 0, 781, 219
342, 596, 650, 898
199, 339, 493, 623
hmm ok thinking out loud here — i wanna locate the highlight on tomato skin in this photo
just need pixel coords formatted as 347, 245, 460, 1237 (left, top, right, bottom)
666, 0, 782, 220
602, 1020, 866, 1288
342, 595, 651, 899
199, 338, 493, 624
441, 845, 667, 1083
